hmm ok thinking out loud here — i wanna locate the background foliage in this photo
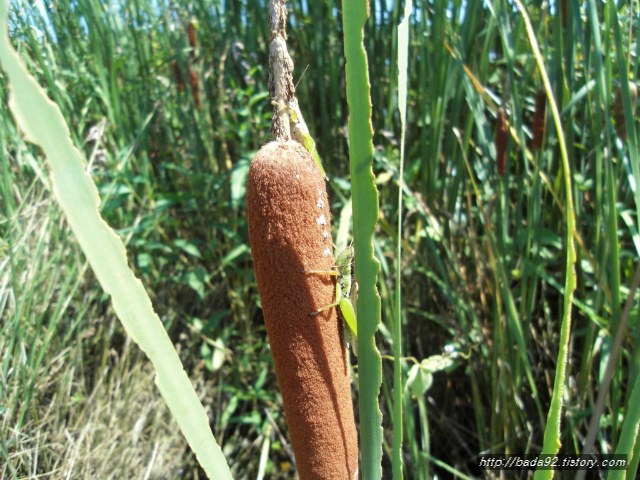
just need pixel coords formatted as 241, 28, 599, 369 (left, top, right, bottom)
1, 0, 639, 478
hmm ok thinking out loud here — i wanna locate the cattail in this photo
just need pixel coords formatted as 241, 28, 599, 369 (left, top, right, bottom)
496, 106, 508, 176
560, 0, 567, 28
189, 70, 200, 111
612, 81, 638, 141
531, 86, 546, 151
247, 141, 358, 479
188, 22, 196, 49
171, 59, 184, 92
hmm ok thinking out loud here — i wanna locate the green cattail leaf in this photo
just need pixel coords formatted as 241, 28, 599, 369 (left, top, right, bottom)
0, 2, 233, 478
343, 0, 383, 478
394, 0, 411, 478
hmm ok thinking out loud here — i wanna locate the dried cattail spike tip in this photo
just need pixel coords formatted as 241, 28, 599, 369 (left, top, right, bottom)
496, 106, 508, 176
612, 81, 638, 141
247, 141, 358, 480
531, 86, 546, 151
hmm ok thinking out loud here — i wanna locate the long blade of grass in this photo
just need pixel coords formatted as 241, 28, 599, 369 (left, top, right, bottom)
607, 372, 640, 480
393, 0, 411, 478
509, 2, 577, 479
342, 0, 383, 478
599, 263, 640, 480
0, 2, 233, 478
608, 0, 639, 221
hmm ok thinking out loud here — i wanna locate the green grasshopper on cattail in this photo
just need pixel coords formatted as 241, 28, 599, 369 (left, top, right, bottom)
305, 246, 358, 356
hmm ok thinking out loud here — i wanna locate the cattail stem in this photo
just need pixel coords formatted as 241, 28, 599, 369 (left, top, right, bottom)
268, 0, 311, 143
247, 141, 358, 479
268, 0, 293, 140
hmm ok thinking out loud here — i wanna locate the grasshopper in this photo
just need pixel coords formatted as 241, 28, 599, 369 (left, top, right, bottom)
271, 100, 326, 178
305, 247, 358, 355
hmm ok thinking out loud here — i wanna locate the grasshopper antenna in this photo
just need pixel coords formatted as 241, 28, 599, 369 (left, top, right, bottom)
295, 64, 310, 90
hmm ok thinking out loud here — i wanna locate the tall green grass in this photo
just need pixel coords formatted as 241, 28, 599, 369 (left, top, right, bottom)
1, 0, 639, 478
342, 0, 383, 478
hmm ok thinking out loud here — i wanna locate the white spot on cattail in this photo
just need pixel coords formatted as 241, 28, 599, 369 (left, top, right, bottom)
323, 248, 332, 257
322, 230, 330, 240
317, 214, 326, 226
317, 198, 325, 209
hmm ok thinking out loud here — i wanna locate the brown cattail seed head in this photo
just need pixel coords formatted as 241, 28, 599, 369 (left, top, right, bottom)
560, 0, 568, 28
171, 60, 184, 92
496, 106, 508, 176
188, 22, 196, 48
247, 141, 358, 480
612, 81, 638, 141
189, 70, 200, 111
531, 86, 546, 151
